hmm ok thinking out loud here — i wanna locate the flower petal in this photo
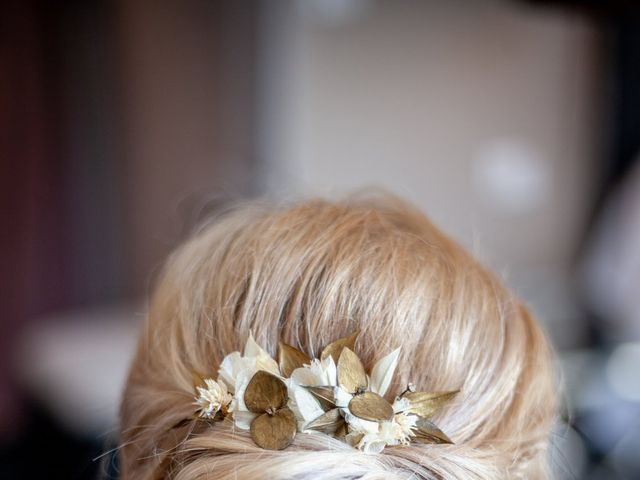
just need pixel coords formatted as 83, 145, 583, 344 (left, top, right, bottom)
321, 356, 338, 385
369, 348, 400, 397
290, 365, 320, 386
232, 410, 257, 430
292, 385, 325, 422
244, 332, 264, 357
218, 351, 244, 391
244, 333, 280, 374
334, 387, 353, 409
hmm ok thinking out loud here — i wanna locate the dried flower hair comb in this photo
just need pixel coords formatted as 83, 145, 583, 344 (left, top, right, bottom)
193, 331, 459, 453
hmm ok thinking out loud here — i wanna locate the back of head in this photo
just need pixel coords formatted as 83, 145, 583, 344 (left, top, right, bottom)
120, 195, 556, 479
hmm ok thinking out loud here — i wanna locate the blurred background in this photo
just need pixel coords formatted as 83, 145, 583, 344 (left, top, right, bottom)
1, 0, 639, 478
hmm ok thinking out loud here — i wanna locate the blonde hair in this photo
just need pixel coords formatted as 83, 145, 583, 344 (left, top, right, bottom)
120, 195, 556, 479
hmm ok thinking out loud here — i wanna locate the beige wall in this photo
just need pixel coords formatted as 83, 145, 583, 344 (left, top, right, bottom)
257, 1, 603, 338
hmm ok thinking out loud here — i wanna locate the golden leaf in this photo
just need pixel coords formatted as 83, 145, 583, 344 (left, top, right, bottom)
278, 341, 311, 377
403, 390, 459, 418
348, 392, 394, 422
412, 417, 453, 444
244, 370, 288, 413
306, 386, 336, 410
321, 331, 359, 363
337, 347, 368, 394
335, 422, 348, 438
250, 408, 297, 450
305, 408, 344, 434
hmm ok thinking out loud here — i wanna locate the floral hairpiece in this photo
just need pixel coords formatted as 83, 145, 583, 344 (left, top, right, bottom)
193, 331, 459, 453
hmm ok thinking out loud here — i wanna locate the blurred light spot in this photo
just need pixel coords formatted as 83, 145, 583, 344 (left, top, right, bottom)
607, 342, 640, 402
17, 306, 140, 436
580, 400, 637, 454
297, 0, 371, 26
473, 138, 551, 216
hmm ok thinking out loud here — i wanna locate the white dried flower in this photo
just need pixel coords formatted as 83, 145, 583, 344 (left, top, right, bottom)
393, 411, 418, 442
345, 412, 418, 453
195, 378, 232, 418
